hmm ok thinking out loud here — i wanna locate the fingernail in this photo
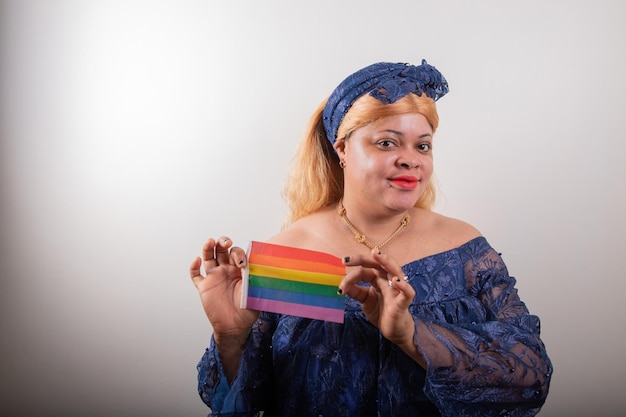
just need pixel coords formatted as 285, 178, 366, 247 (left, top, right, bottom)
343, 256, 350, 263
403, 275, 409, 282
337, 287, 343, 295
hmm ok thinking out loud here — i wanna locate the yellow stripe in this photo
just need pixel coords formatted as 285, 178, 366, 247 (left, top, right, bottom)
249, 264, 342, 286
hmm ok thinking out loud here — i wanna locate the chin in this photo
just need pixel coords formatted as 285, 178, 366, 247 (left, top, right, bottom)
386, 194, 420, 211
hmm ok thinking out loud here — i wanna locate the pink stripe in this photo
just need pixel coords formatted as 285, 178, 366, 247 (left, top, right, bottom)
247, 296, 344, 323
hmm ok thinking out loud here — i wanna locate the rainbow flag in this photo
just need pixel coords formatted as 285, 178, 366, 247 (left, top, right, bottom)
241, 241, 346, 323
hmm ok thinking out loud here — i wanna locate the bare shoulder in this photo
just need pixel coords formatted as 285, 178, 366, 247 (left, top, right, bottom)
418, 209, 483, 250
266, 206, 337, 253
433, 211, 481, 240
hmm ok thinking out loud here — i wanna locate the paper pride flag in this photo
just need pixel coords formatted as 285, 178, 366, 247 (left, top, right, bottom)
241, 241, 346, 323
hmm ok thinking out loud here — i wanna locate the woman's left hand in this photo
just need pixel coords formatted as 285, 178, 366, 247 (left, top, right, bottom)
339, 249, 417, 349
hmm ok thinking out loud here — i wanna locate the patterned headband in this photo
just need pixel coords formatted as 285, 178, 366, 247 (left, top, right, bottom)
322, 59, 449, 145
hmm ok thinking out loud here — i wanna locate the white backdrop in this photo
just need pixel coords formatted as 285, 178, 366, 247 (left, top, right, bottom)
1, 1, 624, 416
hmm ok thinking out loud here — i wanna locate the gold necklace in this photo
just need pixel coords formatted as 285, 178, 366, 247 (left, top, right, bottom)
337, 199, 410, 250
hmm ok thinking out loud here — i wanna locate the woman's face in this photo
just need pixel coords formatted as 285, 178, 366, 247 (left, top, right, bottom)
335, 112, 434, 214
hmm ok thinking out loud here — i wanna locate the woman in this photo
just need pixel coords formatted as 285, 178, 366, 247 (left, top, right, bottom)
189, 60, 552, 416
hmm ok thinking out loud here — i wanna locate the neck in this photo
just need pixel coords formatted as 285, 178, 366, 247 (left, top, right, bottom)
340, 196, 410, 225
337, 199, 411, 250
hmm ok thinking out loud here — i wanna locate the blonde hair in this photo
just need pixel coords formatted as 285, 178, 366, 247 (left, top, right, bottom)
283, 93, 439, 225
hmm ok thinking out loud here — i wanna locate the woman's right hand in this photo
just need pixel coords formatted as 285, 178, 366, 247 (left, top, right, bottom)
189, 236, 259, 349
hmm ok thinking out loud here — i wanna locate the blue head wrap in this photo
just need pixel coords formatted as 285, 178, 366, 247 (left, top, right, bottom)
322, 59, 449, 145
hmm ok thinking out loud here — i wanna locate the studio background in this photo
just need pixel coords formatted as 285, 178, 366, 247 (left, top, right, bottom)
1, 1, 624, 416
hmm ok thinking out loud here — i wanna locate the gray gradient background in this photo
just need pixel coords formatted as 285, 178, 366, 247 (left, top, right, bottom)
1, 1, 624, 416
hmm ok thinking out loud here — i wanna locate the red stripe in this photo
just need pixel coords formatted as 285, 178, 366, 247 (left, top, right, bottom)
250, 241, 343, 267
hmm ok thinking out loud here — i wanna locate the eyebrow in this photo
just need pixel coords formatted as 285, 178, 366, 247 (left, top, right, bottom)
381, 129, 432, 139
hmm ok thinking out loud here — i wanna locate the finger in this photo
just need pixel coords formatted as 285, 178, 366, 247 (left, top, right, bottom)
368, 273, 393, 293
338, 266, 377, 295
229, 245, 248, 268
339, 250, 396, 294
383, 274, 416, 308
370, 249, 405, 279
343, 283, 370, 304
189, 256, 203, 287
215, 236, 233, 265
361, 249, 415, 305
342, 253, 387, 274
202, 238, 217, 271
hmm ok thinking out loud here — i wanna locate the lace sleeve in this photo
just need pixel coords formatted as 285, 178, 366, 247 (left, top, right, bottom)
416, 243, 553, 417
197, 312, 277, 416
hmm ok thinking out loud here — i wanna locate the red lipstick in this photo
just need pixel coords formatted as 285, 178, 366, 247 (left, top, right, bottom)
389, 175, 418, 190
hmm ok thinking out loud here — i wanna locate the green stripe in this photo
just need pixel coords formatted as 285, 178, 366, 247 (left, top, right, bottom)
249, 274, 341, 298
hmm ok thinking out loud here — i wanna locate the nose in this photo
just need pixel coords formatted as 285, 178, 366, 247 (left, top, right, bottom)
399, 158, 420, 169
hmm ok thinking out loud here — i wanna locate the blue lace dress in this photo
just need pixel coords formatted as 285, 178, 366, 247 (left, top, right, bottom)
197, 237, 552, 416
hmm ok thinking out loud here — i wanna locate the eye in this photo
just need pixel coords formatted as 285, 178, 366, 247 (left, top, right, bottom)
377, 139, 396, 148
417, 142, 432, 152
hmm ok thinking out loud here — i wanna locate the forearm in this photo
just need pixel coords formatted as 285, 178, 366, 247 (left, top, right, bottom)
214, 331, 250, 383
393, 316, 427, 369
415, 317, 551, 403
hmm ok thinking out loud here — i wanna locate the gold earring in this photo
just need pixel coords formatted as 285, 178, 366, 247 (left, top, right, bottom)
339, 159, 346, 168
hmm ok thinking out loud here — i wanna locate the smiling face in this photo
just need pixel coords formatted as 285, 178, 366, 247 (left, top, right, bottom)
334, 112, 434, 214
